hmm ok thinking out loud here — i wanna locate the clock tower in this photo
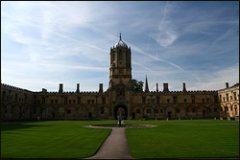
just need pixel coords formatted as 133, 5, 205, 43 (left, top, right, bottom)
109, 33, 132, 119
109, 33, 132, 89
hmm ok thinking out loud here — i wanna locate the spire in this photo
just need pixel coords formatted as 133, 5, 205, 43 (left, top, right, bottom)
120, 32, 122, 41
145, 75, 149, 92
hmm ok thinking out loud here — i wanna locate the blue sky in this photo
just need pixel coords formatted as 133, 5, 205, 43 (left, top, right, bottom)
1, 1, 239, 92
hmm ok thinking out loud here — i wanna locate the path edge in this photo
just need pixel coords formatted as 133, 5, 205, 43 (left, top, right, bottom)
84, 128, 113, 159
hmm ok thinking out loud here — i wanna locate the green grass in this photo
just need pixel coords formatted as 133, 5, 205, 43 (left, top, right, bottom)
2, 120, 239, 158
1, 120, 114, 158
126, 120, 239, 158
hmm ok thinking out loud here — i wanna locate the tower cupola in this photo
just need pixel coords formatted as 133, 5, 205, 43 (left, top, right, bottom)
114, 33, 128, 48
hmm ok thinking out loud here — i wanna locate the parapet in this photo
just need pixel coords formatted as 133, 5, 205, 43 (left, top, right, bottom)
1, 83, 33, 93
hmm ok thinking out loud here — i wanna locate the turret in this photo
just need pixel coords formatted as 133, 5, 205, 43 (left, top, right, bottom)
59, 83, 63, 93
183, 82, 187, 92
99, 83, 103, 93
163, 83, 169, 92
225, 82, 229, 88
76, 83, 80, 93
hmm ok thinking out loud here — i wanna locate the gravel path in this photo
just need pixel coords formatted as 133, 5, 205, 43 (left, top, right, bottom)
87, 127, 133, 159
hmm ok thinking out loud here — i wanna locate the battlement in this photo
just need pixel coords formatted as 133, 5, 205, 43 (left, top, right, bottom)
1, 83, 33, 93
143, 90, 218, 95
40, 91, 101, 95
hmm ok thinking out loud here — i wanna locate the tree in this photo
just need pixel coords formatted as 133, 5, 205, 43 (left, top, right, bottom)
128, 79, 143, 92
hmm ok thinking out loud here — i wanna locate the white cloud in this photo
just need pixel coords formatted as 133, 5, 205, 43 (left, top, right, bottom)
151, 2, 179, 47
188, 64, 239, 90
1, 2, 238, 92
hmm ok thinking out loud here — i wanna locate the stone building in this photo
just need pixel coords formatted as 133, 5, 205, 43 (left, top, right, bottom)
218, 83, 239, 119
1, 34, 239, 121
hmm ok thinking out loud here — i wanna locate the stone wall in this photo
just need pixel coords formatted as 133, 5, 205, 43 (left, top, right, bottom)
218, 83, 239, 118
1, 83, 238, 121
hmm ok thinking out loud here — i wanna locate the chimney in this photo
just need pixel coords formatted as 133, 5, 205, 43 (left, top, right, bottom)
225, 82, 229, 88
183, 82, 187, 92
76, 83, 80, 93
163, 83, 169, 92
42, 88, 47, 93
99, 83, 103, 93
156, 83, 159, 92
59, 83, 63, 93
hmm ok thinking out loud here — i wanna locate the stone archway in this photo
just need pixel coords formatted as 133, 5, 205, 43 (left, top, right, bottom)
114, 105, 128, 120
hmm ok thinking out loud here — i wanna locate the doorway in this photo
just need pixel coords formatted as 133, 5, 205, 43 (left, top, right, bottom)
114, 105, 127, 120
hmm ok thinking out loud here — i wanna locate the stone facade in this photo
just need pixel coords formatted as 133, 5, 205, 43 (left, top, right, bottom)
218, 83, 239, 119
1, 35, 239, 121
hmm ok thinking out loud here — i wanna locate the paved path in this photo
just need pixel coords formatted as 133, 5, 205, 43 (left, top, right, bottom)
87, 127, 133, 159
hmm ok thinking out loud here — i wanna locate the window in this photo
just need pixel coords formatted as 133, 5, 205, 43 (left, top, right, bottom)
214, 95, 218, 103
69, 100, 71, 104
136, 109, 140, 114
142, 96, 146, 104
152, 99, 155, 103
157, 96, 160, 104
64, 97, 67, 104
119, 69, 123, 74
202, 98, 205, 103
176, 108, 180, 113
77, 97, 81, 104
119, 50, 122, 60
192, 96, 195, 104
42, 97, 45, 104
224, 107, 228, 111
192, 108, 196, 113
67, 110, 71, 114
15, 94, 18, 101
147, 109, 151, 114
226, 93, 229, 101
3, 91, 6, 100
102, 97, 105, 104
206, 98, 210, 103
101, 107, 104, 114
167, 99, 170, 103
51, 100, 54, 104
219, 95, 222, 102
233, 92, 237, 100
184, 98, 187, 103
112, 53, 115, 61
214, 108, 218, 112
173, 96, 177, 103
160, 109, 163, 113
154, 109, 158, 113
55, 99, 58, 104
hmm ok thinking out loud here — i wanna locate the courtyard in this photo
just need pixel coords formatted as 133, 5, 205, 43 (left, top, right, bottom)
1, 120, 239, 159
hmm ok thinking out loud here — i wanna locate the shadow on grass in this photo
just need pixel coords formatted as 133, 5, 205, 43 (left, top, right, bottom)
1, 123, 43, 131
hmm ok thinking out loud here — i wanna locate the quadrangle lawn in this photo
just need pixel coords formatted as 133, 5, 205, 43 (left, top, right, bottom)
1, 121, 114, 158
126, 120, 239, 158
1, 120, 239, 158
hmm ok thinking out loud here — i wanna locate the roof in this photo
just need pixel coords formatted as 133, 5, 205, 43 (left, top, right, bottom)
114, 33, 128, 48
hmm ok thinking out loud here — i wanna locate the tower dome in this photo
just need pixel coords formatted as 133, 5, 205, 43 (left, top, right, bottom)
114, 33, 128, 48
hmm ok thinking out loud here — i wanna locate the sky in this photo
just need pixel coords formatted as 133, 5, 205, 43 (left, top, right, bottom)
1, 1, 239, 92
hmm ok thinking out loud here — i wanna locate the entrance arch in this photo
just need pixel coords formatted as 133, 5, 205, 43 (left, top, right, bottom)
114, 105, 128, 120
